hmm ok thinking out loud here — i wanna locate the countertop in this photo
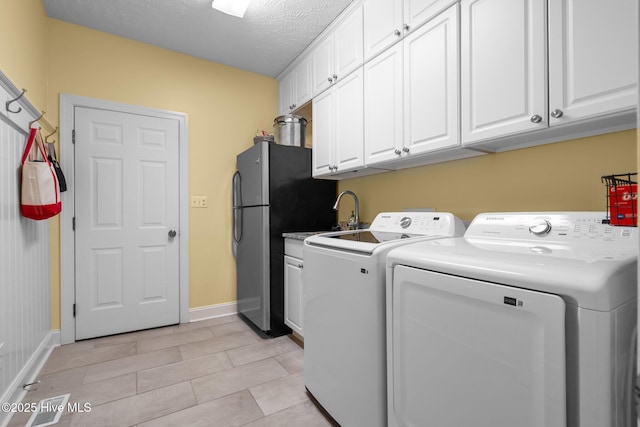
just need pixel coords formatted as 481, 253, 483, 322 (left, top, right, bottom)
282, 231, 330, 241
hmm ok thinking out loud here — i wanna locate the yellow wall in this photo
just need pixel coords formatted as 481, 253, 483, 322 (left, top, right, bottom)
3, 0, 278, 330
337, 129, 638, 223
0, 0, 48, 109
45, 20, 277, 328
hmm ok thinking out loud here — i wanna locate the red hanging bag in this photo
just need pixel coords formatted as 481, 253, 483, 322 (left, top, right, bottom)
20, 126, 62, 220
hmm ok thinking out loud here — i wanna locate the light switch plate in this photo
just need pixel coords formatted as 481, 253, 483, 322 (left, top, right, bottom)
191, 196, 208, 208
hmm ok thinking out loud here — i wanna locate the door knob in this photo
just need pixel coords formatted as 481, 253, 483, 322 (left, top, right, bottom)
168, 230, 177, 238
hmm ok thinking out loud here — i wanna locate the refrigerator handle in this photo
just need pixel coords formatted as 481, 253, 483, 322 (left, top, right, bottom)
233, 207, 243, 244
232, 170, 242, 207
232, 170, 243, 245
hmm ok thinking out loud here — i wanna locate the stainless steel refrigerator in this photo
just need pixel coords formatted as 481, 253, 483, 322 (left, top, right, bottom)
232, 141, 336, 337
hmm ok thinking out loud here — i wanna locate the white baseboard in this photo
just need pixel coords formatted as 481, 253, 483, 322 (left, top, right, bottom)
0, 330, 60, 427
189, 301, 237, 323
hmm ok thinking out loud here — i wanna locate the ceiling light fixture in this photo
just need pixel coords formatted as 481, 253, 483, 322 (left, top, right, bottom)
211, 0, 252, 18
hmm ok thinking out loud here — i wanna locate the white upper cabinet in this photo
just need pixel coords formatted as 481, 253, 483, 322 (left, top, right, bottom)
461, 0, 637, 148
312, 4, 363, 97
363, 0, 404, 61
293, 56, 312, 110
364, 43, 404, 165
548, 0, 638, 126
278, 71, 294, 116
404, 5, 460, 155
363, 0, 458, 61
313, 68, 365, 178
278, 55, 312, 115
405, 0, 458, 31
461, 0, 546, 145
365, 4, 461, 166
312, 88, 334, 176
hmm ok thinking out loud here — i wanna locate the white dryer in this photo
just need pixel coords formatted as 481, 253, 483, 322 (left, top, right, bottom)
385, 212, 638, 427
303, 211, 465, 427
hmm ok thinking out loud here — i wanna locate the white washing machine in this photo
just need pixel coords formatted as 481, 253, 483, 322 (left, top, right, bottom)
386, 212, 638, 427
303, 211, 465, 427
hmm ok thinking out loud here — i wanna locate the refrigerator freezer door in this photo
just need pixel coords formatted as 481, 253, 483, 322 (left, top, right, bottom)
237, 205, 270, 331
236, 142, 269, 207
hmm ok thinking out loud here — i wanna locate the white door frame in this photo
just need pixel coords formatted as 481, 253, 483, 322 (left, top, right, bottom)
59, 94, 189, 345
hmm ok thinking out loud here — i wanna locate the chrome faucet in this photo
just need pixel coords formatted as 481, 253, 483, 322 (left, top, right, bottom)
333, 190, 359, 230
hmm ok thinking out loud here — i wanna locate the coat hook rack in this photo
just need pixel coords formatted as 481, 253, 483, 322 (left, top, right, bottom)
6, 88, 26, 114
29, 111, 45, 128
45, 127, 58, 144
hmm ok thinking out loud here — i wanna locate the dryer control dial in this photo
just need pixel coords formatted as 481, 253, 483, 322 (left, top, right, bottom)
529, 219, 552, 236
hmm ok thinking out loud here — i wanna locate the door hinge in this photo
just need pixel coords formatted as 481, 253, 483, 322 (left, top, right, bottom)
72, 129, 75, 144
73, 303, 76, 318
72, 217, 75, 231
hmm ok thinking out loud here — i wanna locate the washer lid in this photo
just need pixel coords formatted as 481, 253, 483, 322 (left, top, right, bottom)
387, 212, 638, 312
305, 212, 465, 255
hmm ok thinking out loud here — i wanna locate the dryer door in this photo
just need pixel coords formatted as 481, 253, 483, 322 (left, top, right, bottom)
388, 266, 566, 427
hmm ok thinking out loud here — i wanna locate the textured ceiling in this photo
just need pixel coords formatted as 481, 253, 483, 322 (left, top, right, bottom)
41, 0, 354, 77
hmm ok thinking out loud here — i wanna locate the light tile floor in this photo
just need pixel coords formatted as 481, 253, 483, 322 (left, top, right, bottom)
8, 315, 335, 427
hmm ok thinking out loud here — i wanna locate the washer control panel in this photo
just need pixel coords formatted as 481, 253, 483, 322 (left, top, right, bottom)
369, 212, 464, 236
466, 212, 637, 245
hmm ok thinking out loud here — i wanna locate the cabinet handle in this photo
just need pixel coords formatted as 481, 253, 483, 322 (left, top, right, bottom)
298, 264, 303, 269
550, 109, 564, 118
402, 147, 410, 153
394, 149, 401, 155
333, 74, 338, 80
403, 23, 410, 32
333, 165, 338, 171
394, 29, 401, 36
328, 77, 333, 83
530, 114, 542, 123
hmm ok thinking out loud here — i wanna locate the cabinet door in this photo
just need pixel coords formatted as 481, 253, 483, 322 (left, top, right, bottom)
284, 255, 304, 336
293, 55, 312, 109
278, 71, 294, 115
404, 0, 457, 31
363, 0, 404, 61
312, 89, 335, 177
312, 34, 335, 97
365, 43, 404, 165
334, 68, 365, 173
461, 0, 546, 145
548, 0, 638, 126
404, 4, 459, 154
334, 4, 364, 80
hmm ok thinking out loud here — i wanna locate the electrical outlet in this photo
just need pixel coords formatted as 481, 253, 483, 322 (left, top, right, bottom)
191, 196, 208, 208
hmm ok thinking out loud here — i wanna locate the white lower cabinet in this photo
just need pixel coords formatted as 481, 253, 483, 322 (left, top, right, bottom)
284, 239, 304, 336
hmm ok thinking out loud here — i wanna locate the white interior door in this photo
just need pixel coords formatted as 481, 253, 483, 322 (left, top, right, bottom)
74, 106, 180, 340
